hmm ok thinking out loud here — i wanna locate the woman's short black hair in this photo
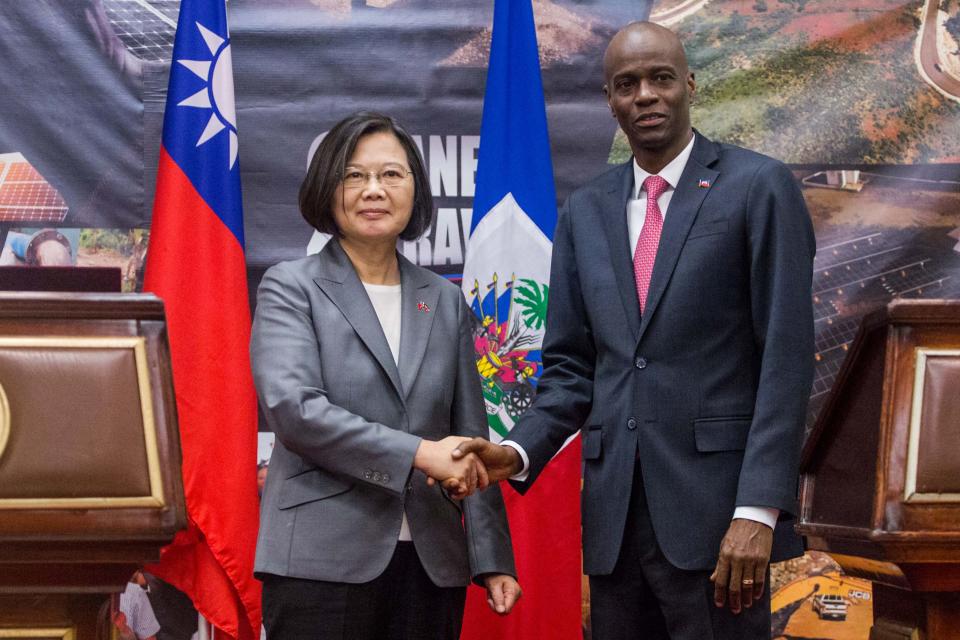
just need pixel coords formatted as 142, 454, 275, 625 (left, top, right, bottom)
299, 111, 433, 241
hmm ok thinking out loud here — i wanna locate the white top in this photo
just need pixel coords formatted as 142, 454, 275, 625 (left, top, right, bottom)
502, 134, 779, 531
119, 581, 161, 639
363, 282, 402, 362
362, 282, 412, 540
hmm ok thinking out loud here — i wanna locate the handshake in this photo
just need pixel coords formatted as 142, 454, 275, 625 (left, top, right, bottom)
413, 436, 524, 499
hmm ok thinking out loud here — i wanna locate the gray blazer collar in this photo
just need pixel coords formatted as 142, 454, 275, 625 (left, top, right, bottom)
397, 251, 440, 400
313, 239, 439, 403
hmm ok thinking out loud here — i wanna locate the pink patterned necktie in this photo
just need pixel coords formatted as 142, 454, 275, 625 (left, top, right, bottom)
633, 175, 669, 313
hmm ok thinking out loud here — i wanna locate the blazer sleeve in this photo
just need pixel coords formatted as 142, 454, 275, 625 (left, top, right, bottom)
250, 263, 422, 497
736, 159, 816, 516
452, 293, 517, 580
507, 196, 598, 492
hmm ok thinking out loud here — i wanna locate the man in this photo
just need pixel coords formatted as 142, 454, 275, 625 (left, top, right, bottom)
454, 21, 815, 639
142, 571, 200, 640
115, 571, 161, 640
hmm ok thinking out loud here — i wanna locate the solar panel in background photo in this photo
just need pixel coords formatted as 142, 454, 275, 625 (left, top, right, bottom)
103, 0, 179, 62
806, 225, 960, 427
0, 153, 68, 224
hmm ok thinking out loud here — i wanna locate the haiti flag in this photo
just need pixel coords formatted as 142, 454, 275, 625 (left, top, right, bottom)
460, 0, 582, 638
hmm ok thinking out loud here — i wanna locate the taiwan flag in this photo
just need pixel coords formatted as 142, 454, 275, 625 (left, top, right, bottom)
460, 0, 582, 638
143, 1, 260, 639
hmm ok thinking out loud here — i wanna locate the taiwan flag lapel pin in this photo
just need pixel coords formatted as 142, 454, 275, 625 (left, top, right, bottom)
698, 178, 711, 189
417, 301, 431, 313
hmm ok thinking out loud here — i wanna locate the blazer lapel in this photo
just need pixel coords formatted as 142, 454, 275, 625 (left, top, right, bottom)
398, 256, 439, 400
637, 134, 720, 342
312, 239, 405, 401
599, 161, 642, 340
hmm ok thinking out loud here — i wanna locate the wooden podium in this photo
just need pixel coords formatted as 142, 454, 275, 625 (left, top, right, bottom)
798, 299, 960, 639
0, 293, 186, 639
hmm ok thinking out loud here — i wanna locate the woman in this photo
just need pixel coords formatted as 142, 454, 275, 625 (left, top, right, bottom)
251, 112, 519, 639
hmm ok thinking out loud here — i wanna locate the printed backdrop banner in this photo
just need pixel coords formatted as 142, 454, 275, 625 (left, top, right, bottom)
2, 1, 960, 638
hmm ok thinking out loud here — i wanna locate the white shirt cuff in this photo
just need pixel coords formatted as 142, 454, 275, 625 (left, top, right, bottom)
733, 506, 779, 530
500, 440, 530, 482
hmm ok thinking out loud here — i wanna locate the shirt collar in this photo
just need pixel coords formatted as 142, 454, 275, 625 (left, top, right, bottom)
632, 133, 696, 199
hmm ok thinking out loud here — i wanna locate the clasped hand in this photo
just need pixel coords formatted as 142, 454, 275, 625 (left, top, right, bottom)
414, 436, 489, 499
415, 436, 522, 499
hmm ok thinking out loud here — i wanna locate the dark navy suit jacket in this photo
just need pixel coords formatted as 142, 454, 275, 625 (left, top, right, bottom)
508, 132, 815, 574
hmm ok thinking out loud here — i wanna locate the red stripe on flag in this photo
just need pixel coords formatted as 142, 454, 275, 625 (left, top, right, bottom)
145, 146, 261, 640
461, 437, 583, 640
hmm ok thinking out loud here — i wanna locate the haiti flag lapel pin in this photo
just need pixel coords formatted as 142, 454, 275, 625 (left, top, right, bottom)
698, 178, 711, 189
417, 301, 431, 313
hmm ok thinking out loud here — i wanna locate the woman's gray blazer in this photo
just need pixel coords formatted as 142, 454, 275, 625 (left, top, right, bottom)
251, 238, 515, 587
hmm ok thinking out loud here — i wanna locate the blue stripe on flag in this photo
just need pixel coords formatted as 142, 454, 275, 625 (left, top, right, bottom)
471, 0, 557, 239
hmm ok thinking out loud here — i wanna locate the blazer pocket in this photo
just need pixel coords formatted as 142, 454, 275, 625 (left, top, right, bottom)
687, 218, 729, 239
693, 416, 752, 452
277, 468, 353, 510
582, 426, 603, 460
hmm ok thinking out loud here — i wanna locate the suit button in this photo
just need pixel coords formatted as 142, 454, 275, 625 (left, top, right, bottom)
364, 470, 373, 480
373, 472, 382, 482
634, 357, 647, 369
382, 473, 391, 483
627, 418, 637, 430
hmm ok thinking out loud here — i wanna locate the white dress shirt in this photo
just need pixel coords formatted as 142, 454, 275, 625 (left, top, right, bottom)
626, 134, 694, 251
503, 135, 779, 531
119, 581, 161, 639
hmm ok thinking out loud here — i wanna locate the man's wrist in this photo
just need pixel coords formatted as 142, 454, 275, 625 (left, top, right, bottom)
505, 447, 522, 475
500, 441, 530, 480
732, 506, 779, 530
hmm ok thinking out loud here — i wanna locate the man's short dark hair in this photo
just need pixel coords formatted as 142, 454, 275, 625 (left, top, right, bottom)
299, 112, 433, 241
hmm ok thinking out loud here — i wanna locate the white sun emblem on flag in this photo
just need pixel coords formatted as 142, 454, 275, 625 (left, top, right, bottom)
176, 22, 239, 169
